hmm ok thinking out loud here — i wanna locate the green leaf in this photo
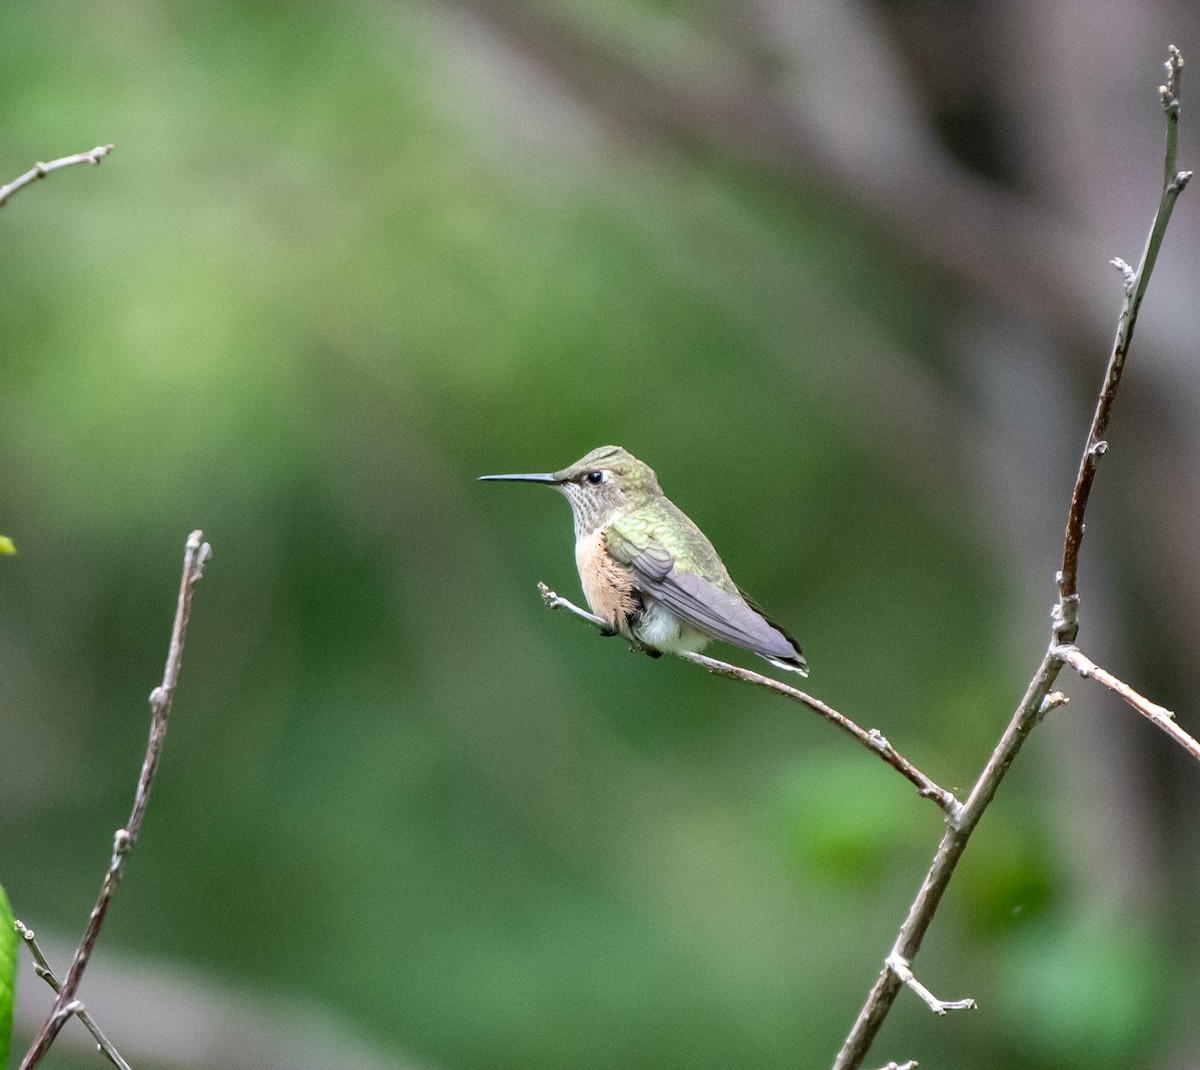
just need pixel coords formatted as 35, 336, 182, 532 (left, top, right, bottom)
0, 536, 14, 555
0, 883, 15, 1070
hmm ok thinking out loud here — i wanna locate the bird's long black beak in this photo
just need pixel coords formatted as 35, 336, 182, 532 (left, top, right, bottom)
477, 472, 560, 485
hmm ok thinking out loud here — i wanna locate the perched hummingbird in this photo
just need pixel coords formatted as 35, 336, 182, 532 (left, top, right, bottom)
480, 445, 808, 675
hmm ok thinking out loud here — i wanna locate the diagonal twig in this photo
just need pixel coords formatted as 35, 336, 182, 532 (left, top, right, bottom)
538, 582, 959, 816
19, 531, 211, 1070
0, 145, 113, 210
1057, 645, 1200, 761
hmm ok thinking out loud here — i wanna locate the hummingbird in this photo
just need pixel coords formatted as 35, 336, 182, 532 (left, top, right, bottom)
480, 445, 808, 675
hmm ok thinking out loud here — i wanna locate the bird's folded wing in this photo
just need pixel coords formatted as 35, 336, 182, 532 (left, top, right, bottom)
605, 525, 797, 658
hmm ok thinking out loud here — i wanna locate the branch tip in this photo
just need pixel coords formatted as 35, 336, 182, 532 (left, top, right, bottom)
1039, 691, 1069, 715
185, 531, 213, 582
0, 144, 115, 210
1057, 647, 1200, 765
887, 954, 976, 1015
1110, 257, 1135, 291
1161, 46, 1184, 106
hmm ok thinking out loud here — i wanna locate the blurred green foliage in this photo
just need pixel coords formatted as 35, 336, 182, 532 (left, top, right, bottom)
0, 3, 1185, 1070
998, 911, 1167, 1065
0, 885, 13, 1068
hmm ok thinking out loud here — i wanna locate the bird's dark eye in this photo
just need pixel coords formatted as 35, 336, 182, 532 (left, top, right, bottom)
586, 470, 604, 485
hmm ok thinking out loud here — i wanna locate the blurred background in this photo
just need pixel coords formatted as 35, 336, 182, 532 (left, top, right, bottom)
3, 2, 1199, 1068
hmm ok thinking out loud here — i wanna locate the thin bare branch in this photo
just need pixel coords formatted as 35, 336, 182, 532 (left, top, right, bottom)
538, 582, 959, 815
885, 953, 975, 1016
833, 649, 1061, 1068
1057, 45, 1190, 632
835, 47, 1191, 1070
1057, 645, 1200, 762
0, 145, 113, 210
13, 922, 132, 1070
539, 581, 608, 630
19, 530, 211, 1070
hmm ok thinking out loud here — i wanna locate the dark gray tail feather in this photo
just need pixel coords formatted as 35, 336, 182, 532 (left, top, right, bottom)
738, 586, 808, 677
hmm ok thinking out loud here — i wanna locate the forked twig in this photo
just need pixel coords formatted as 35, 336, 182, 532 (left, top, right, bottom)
833, 46, 1194, 1070
885, 953, 976, 1015
19, 531, 211, 1070
13, 922, 131, 1070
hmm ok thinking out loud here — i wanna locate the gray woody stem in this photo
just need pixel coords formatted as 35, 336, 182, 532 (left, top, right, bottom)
1057, 45, 1191, 638
1057, 645, 1200, 761
0, 145, 113, 210
538, 582, 960, 816
13, 922, 132, 1070
835, 46, 1193, 1070
19, 531, 211, 1070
